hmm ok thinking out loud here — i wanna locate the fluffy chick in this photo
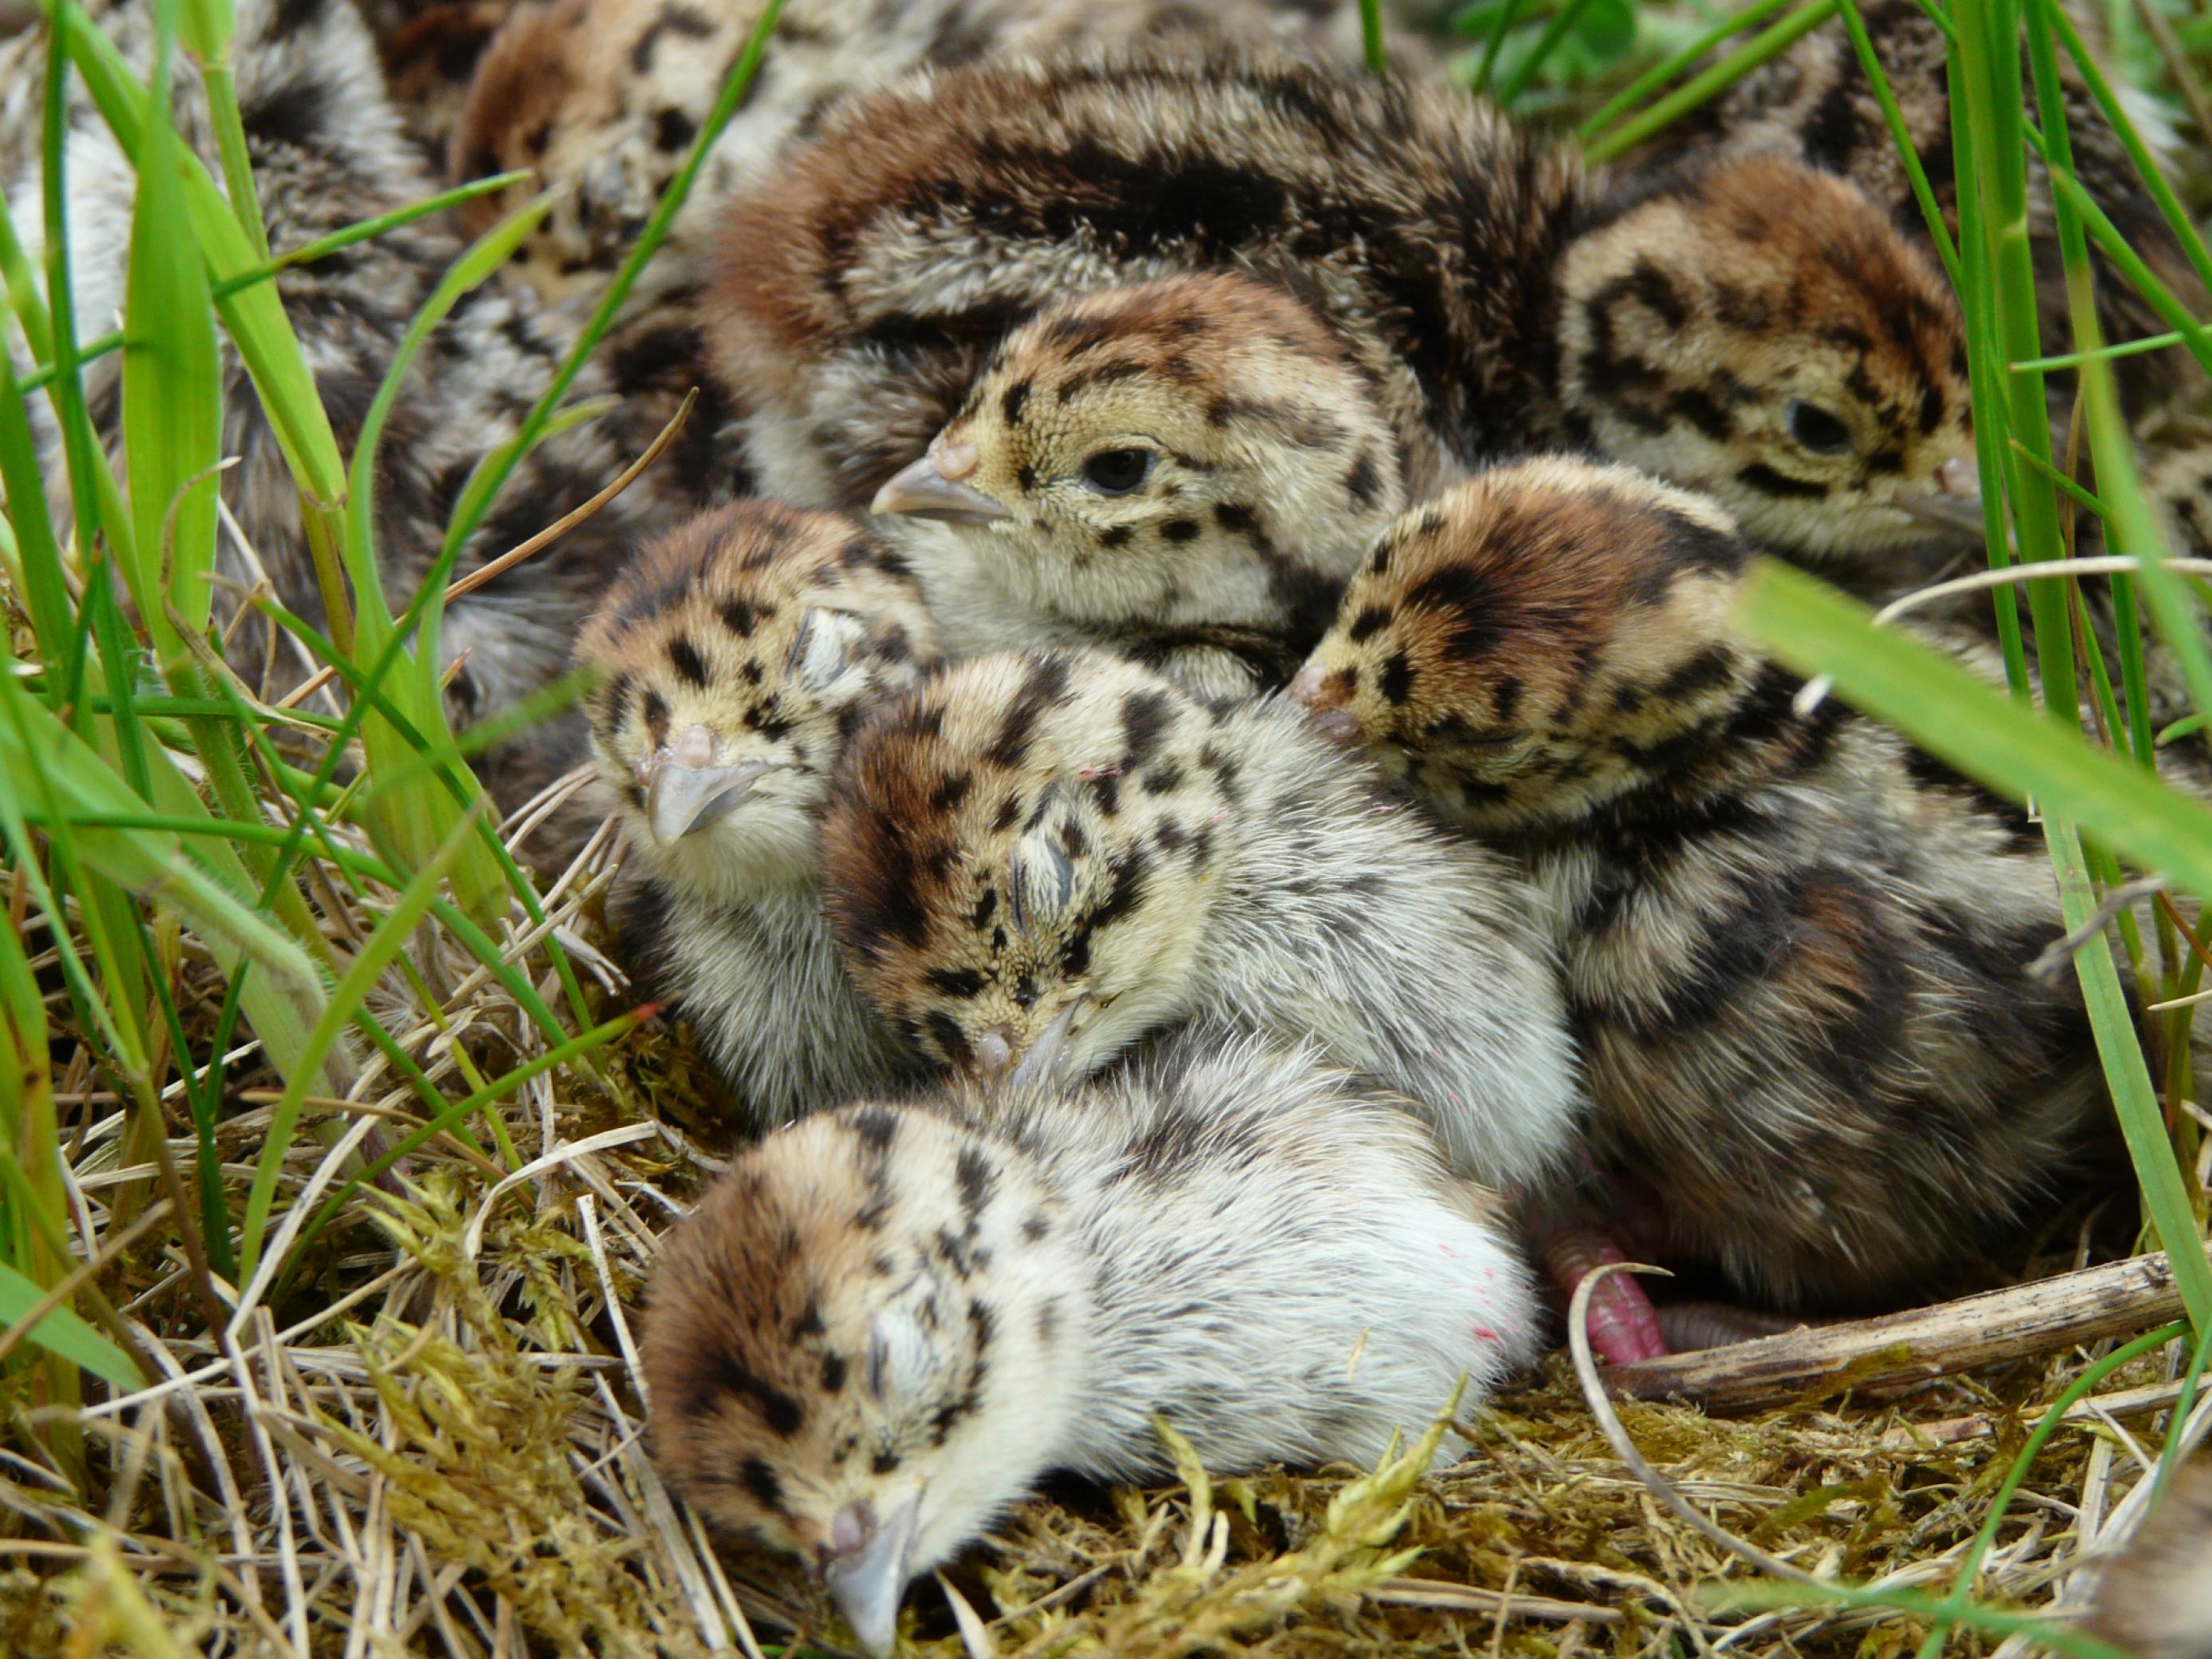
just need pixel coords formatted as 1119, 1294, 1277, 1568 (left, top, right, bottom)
448, 0, 1398, 307
1293, 457, 2119, 1312
643, 1027, 1540, 1656
818, 647, 1581, 1191
578, 501, 940, 1128
2086, 1459, 2212, 1659
706, 50, 1978, 572
1652, 0, 2207, 426
861, 274, 1418, 698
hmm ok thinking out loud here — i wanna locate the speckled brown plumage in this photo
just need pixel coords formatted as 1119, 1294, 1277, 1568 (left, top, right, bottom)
863, 273, 1416, 697
642, 1026, 1536, 1653
446, 0, 1398, 307
576, 500, 940, 1127
704, 49, 1978, 574
817, 645, 1583, 1191
1295, 456, 2130, 1312
1651, 0, 2209, 425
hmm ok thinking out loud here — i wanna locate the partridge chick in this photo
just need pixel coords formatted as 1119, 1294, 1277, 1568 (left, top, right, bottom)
643, 1027, 1540, 1656
707, 50, 1979, 575
819, 646, 1581, 1190
864, 274, 1418, 697
448, 0, 1397, 307
578, 501, 939, 1126
1293, 457, 2118, 1313
1652, 0, 2207, 426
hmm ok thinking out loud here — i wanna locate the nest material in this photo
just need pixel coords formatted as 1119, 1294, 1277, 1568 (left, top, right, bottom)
0, 799, 2199, 1657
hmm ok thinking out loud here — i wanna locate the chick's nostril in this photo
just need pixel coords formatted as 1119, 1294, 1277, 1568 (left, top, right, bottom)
974, 1027, 1017, 1075
935, 440, 980, 482
826, 1503, 874, 1562
1287, 662, 1327, 707
1937, 455, 1981, 501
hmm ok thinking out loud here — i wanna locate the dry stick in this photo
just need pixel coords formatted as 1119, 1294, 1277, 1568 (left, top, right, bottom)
1607, 1241, 2212, 1412
1370, 1580, 1625, 1625
1883, 1375, 2209, 1448
441, 387, 698, 605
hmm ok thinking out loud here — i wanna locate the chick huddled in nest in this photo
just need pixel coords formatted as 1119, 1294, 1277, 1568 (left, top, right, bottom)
443, 0, 1403, 307
576, 500, 940, 1127
706, 46, 1984, 618
819, 645, 1582, 1192
1292, 456, 2135, 1330
642, 1027, 1539, 1656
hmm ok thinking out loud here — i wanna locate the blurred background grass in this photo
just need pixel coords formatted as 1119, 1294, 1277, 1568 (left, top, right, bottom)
1, 0, 2210, 1649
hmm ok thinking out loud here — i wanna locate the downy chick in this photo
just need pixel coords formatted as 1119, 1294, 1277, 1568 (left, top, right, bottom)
642, 1027, 1540, 1657
578, 501, 939, 1127
706, 50, 1980, 573
1651, 0, 2208, 426
818, 647, 1581, 1191
865, 274, 1418, 698
448, 0, 1401, 307
1292, 457, 2119, 1313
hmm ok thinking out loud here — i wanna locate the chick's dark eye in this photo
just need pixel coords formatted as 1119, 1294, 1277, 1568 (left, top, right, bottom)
1080, 448, 1153, 495
1787, 402, 1853, 455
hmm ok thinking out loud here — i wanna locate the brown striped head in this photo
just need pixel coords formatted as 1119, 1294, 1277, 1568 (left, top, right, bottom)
1555, 156, 1977, 560
870, 275, 1409, 674
576, 501, 940, 901
643, 1103, 1078, 1657
1292, 457, 1759, 831
823, 649, 1237, 1083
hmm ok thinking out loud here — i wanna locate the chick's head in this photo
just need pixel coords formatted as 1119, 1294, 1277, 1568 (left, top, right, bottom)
1554, 156, 1977, 560
824, 650, 1236, 1084
643, 1104, 1079, 1657
577, 501, 940, 902
872, 275, 1408, 668
1293, 457, 1759, 830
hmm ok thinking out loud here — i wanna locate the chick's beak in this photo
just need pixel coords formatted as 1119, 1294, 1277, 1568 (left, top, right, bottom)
643, 734, 774, 843
1288, 662, 1364, 746
1007, 1000, 1085, 1092
823, 1494, 922, 1658
1896, 453, 1988, 542
870, 448, 1015, 525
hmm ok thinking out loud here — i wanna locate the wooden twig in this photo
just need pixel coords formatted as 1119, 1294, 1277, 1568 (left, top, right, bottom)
1370, 1578, 1624, 1625
443, 387, 698, 604
1608, 1245, 2211, 1412
1881, 1376, 2202, 1450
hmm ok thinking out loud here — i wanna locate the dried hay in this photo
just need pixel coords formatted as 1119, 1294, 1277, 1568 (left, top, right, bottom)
1, 798, 2201, 1657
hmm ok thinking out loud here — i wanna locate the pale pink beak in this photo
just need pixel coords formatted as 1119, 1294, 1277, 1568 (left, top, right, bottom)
870, 442, 1014, 525
1288, 662, 1363, 746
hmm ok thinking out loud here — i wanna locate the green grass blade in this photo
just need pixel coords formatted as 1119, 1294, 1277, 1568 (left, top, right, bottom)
1585, 0, 1837, 160
1734, 562, 2212, 903
0, 1260, 143, 1389
236, 801, 487, 1282
340, 194, 554, 925
121, 64, 222, 658
1577, 0, 1802, 137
